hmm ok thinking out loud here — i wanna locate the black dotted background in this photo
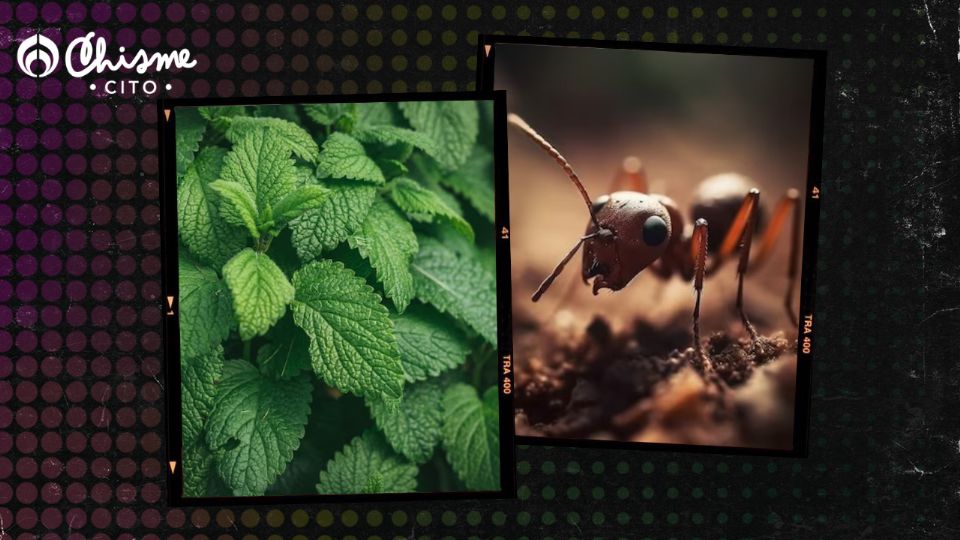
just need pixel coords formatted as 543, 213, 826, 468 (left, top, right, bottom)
1, 1, 958, 538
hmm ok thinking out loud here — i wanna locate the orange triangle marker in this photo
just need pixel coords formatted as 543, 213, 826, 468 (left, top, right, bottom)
484, 44, 492, 57
163, 109, 171, 121
167, 296, 175, 309
169, 461, 177, 474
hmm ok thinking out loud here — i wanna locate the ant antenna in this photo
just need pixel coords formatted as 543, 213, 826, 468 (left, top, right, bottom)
507, 113, 601, 229
531, 231, 602, 302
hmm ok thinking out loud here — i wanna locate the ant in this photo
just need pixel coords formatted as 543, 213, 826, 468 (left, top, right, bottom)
508, 113, 802, 382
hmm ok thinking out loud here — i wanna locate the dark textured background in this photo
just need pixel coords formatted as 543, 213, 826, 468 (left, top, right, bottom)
1, 1, 958, 538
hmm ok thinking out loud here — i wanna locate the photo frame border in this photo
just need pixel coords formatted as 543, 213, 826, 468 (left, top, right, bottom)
477, 34, 826, 458
158, 90, 517, 506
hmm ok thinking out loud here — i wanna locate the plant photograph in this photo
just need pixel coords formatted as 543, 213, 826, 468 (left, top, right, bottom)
171, 98, 502, 498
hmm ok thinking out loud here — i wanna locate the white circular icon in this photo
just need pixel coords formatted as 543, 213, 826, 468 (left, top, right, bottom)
17, 33, 59, 78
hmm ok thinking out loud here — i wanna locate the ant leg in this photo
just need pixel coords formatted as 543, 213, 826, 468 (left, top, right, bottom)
710, 189, 761, 271
704, 189, 763, 342
691, 219, 709, 365
748, 189, 802, 326
610, 156, 649, 194
692, 219, 725, 392
734, 190, 762, 343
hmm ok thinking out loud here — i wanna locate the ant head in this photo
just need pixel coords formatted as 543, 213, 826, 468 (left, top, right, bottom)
582, 191, 673, 294
508, 113, 675, 302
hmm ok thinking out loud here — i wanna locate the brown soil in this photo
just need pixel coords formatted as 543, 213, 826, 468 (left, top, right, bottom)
514, 312, 797, 449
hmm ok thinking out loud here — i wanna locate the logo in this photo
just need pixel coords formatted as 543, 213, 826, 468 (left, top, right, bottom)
14, 30, 196, 96
16, 33, 59, 78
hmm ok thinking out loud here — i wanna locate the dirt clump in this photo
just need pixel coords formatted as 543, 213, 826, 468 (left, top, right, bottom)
514, 310, 796, 448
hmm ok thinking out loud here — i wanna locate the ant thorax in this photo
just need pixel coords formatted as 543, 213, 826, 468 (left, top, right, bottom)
691, 174, 764, 252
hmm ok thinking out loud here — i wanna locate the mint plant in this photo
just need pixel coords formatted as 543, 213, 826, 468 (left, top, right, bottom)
174, 100, 501, 497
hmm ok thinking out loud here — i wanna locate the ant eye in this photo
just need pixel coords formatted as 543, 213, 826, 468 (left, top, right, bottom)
642, 216, 668, 246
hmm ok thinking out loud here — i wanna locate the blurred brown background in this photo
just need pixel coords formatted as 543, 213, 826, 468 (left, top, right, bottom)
494, 43, 815, 337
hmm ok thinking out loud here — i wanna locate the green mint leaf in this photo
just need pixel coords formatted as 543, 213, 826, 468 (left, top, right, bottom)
223, 248, 295, 340
391, 304, 470, 382
334, 114, 357, 133
257, 342, 311, 381
219, 129, 299, 212
256, 316, 312, 380
178, 255, 234, 359
225, 116, 321, 164
354, 124, 438, 156
353, 102, 396, 128
178, 147, 248, 267
407, 154, 467, 216
442, 384, 500, 491
183, 439, 217, 497
199, 105, 246, 121
317, 132, 385, 184
325, 244, 376, 282
291, 260, 405, 400
289, 180, 378, 260
478, 246, 497, 272
398, 101, 479, 171
366, 378, 443, 464
175, 108, 206, 178
265, 393, 370, 497
265, 229, 303, 277
422, 221, 478, 260
376, 158, 409, 179
478, 100, 495, 149
389, 177, 474, 241
205, 359, 313, 496
370, 140, 415, 163
295, 165, 316, 186
430, 184, 465, 217
254, 104, 301, 123
303, 103, 350, 126
181, 345, 224, 449
410, 238, 497, 344
362, 472, 384, 493
272, 185, 329, 225
439, 147, 495, 222
199, 105, 247, 132
317, 430, 417, 494
208, 179, 260, 240
347, 199, 418, 312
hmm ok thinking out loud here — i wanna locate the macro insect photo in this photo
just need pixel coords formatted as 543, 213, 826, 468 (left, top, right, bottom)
169, 99, 503, 498
493, 42, 817, 451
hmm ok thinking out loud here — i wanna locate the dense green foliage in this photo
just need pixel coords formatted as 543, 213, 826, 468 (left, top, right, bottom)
176, 101, 501, 497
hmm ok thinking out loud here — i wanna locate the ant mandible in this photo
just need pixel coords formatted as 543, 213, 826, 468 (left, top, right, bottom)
508, 113, 802, 375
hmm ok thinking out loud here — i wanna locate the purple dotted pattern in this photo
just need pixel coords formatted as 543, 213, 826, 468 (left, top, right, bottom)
2, 1, 198, 536
1, 1, 471, 536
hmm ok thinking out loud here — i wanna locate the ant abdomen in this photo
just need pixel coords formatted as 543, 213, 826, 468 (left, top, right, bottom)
690, 173, 767, 252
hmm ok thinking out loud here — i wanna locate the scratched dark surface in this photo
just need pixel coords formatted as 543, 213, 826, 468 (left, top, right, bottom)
1, 1, 959, 538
